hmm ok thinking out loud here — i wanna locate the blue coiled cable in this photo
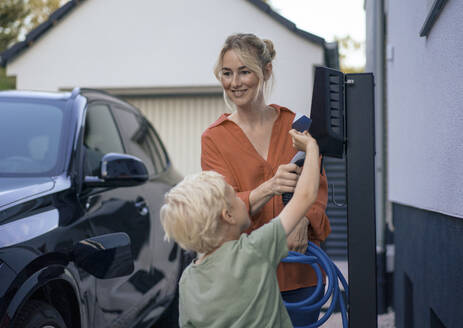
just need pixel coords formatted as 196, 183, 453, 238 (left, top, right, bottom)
282, 241, 349, 328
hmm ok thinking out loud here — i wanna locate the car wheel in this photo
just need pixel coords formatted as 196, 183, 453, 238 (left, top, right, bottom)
13, 300, 67, 328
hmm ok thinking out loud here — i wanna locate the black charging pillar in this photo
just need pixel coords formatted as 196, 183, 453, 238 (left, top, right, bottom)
309, 67, 377, 326
345, 73, 377, 328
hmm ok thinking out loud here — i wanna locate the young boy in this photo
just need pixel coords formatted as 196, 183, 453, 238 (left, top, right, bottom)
160, 130, 320, 327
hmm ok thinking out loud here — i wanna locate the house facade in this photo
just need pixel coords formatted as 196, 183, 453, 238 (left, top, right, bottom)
366, 0, 463, 326
1, 0, 337, 177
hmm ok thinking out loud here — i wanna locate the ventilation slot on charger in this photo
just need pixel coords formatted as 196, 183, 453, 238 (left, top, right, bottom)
328, 73, 343, 137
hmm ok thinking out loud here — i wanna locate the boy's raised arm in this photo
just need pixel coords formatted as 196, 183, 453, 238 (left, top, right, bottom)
279, 130, 320, 236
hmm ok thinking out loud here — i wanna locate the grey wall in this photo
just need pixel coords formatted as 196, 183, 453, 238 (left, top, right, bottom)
387, 0, 463, 219
393, 204, 463, 328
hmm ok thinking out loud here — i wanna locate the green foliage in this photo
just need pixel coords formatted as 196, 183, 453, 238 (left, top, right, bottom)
0, 0, 28, 52
0, 0, 27, 90
0, 0, 64, 89
25, 0, 62, 32
0, 0, 64, 53
0, 67, 16, 90
334, 35, 365, 73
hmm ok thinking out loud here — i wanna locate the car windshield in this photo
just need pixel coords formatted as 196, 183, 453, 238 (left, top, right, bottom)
0, 98, 69, 177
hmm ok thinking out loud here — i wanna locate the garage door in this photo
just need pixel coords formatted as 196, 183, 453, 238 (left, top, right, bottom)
123, 95, 228, 177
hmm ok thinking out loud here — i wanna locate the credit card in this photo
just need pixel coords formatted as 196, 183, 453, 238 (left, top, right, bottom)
292, 114, 312, 132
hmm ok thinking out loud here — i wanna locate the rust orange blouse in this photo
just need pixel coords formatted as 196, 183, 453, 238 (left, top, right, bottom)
200, 104, 331, 291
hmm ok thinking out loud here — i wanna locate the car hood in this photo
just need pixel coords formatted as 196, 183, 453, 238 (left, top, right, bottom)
0, 177, 56, 208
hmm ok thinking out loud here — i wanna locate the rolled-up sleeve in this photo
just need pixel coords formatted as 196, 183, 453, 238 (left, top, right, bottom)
201, 133, 251, 212
306, 158, 331, 242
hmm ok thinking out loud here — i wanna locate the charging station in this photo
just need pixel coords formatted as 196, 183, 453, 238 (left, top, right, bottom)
345, 72, 377, 328
309, 67, 377, 327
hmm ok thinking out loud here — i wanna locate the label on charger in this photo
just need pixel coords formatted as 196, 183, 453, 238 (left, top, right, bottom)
292, 113, 312, 133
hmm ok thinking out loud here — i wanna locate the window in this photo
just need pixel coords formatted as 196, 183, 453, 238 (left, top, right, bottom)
145, 120, 169, 171
0, 98, 67, 176
113, 107, 167, 176
84, 104, 124, 176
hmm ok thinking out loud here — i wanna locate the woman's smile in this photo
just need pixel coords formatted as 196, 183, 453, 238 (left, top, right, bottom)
231, 89, 248, 97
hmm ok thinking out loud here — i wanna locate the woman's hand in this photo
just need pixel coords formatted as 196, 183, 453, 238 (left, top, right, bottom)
287, 216, 310, 253
249, 163, 301, 215
268, 163, 302, 196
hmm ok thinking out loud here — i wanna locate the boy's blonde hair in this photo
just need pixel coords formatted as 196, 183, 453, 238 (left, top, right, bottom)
160, 171, 231, 253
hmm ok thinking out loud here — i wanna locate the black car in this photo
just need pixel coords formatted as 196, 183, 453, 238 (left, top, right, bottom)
0, 88, 185, 328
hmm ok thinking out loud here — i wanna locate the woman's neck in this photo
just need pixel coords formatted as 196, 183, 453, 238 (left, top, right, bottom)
232, 101, 274, 128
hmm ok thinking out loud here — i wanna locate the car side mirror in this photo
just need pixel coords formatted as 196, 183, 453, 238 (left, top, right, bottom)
84, 153, 149, 187
72, 232, 134, 279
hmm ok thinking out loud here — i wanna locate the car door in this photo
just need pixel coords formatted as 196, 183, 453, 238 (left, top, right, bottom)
111, 105, 181, 326
79, 102, 152, 327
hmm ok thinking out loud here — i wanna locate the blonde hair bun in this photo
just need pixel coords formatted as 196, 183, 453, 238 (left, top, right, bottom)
263, 39, 276, 60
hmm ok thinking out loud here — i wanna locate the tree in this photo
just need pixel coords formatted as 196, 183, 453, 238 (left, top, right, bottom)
0, 0, 28, 52
0, 0, 63, 90
335, 35, 365, 73
25, 0, 62, 32
0, 0, 28, 89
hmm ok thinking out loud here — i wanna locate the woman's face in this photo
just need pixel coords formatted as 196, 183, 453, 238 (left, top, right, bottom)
220, 50, 261, 108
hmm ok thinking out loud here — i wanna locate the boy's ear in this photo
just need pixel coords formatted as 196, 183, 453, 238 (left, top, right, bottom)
221, 208, 235, 224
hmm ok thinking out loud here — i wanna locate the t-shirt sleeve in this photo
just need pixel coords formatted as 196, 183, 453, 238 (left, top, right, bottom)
248, 217, 288, 268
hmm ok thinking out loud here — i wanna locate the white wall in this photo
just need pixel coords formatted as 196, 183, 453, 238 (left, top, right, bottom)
7, 0, 324, 114
387, 0, 463, 218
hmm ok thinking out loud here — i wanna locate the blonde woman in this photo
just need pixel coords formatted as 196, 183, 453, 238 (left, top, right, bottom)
200, 33, 331, 326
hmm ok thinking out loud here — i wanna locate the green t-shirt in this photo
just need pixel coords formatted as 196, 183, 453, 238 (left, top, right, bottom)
179, 217, 292, 327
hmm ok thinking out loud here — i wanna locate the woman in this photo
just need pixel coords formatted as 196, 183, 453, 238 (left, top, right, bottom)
201, 33, 330, 326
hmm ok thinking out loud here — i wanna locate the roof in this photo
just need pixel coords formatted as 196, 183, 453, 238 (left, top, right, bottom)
0, 89, 71, 100
246, 0, 326, 45
0, 0, 337, 68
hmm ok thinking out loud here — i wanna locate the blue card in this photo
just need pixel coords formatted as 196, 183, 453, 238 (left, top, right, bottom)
292, 113, 312, 132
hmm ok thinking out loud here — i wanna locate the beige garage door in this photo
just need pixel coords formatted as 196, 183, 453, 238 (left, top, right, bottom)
123, 95, 228, 176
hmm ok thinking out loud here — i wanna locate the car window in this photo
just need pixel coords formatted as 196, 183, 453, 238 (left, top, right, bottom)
84, 103, 124, 176
0, 98, 67, 176
145, 121, 169, 171
112, 106, 165, 176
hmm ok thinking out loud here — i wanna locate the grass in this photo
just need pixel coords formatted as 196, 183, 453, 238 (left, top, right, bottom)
0, 67, 16, 90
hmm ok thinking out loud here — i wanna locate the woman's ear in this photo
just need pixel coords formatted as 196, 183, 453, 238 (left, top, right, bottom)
264, 62, 273, 81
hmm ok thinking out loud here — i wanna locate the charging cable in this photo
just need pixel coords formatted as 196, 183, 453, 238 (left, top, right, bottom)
282, 241, 349, 328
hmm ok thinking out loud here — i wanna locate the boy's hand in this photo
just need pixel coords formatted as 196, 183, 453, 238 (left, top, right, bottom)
289, 129, 318, 153
289, 129, 309, 152
279, 130, 320, 236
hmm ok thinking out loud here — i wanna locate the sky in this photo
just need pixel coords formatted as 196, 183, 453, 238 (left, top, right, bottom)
269, 0, 366, 67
